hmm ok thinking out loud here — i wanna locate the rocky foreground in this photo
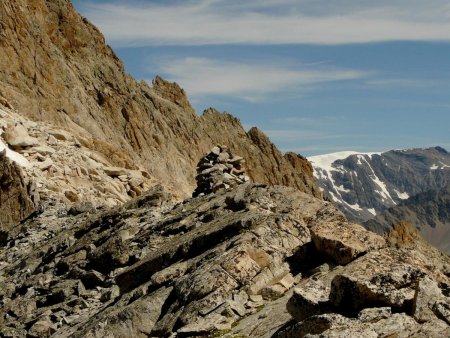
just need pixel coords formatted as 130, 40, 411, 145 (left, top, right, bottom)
1, 144, 449, 337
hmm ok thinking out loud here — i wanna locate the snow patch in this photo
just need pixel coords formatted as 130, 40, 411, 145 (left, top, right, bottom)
328, 191, 340, 203
394, 189, 409, 200
336, 185, 351, 193
356, 155, 363, 165
367, 208, 376, 216
431, 162, 450, 170
360, 156, 394, 203
309, 151, 361, 174
347, 203, 362, 211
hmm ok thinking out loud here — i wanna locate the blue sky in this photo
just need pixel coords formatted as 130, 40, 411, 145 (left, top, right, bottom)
72, 0, 450, 156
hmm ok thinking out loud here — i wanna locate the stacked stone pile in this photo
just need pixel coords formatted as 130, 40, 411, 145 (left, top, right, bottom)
193, 145, 250, 197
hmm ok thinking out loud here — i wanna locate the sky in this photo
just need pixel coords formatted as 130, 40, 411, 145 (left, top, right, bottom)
72, 0, 450, 156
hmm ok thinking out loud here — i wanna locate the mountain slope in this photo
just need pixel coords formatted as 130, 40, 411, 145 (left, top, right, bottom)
0, 0, 320, 199
364, 184, 450, 254
309, 147, 450, 222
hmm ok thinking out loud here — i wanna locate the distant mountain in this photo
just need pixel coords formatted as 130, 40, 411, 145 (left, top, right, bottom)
308, 146, 450, 223
364, 184, 450, 254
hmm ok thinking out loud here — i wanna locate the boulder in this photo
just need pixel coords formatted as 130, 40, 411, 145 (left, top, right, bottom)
311, 221, 385, 265
31, 145, 55, 155
28, 318, 57, 338
47, 129, 73, 141
287, 280, 331, 322
358, 307, 392, 323
413, 275, 450, 324
3, 123, 38, 148
103, 166, 128, 177
329, 249, 424, 312
38, 158, 53, 170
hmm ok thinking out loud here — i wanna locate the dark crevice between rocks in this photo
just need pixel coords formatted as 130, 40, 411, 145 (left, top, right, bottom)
150, 300, 184, 337
329, 275, 415, 318
160, 222, 194, 237
14, 285, 29, 297
36, 290, 66, 308
55, 261, 70, 276
154, 288, 179, 325
286, 241, 327, 277
39, 244, 69, 269
0, 230, 9, 247
84, 249, 135, 275
438, 282, 450, 297
271, 319, 301, 338
74, 210, 123, 240
152, 215, 186, 233
198, 212, 215, 223
224, 195, 247, 212
176, 329, 209, 338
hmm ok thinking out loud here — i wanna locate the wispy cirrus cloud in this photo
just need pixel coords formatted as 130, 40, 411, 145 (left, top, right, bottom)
365, 78, 439, 88
150, 57, 367, 101
79, 0, 450, 46
270, 115, 347, 126
264, 130, 354, 142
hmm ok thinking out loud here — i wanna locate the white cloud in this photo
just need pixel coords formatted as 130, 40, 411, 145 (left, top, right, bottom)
365, 79, 438, 88
264, 129, 352, 142
80, 0, 450, 46
271, 116, 347, 126
151, 57, 366, 101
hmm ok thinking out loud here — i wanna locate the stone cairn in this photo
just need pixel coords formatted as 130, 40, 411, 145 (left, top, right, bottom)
193, 145, 250, 197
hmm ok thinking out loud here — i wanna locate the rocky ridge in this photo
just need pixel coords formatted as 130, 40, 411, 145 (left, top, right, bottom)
0, 0, 320, 199
0, 147, 448, 337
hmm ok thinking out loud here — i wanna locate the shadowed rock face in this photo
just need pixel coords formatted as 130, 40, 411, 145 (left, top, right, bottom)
0, 0, 320, 199
0, 151, 38, 233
